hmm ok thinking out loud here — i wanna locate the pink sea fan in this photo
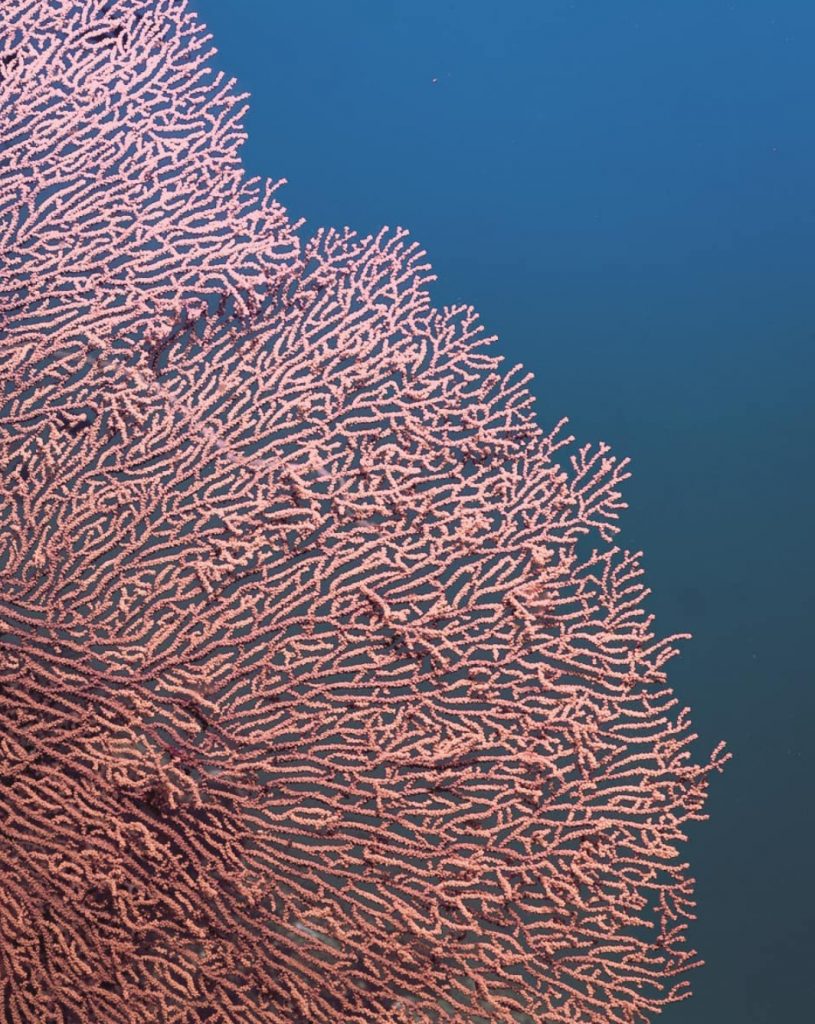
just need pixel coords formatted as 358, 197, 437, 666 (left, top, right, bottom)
0, 2, 728, 1023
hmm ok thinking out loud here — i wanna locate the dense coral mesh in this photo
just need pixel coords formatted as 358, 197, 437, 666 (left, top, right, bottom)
0, 2, 728, 1022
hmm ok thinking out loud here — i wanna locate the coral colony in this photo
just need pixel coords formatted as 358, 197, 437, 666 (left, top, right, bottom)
0, 2, 728, 1022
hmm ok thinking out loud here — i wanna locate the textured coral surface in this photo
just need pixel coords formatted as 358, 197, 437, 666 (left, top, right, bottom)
0, 2, 727, 1022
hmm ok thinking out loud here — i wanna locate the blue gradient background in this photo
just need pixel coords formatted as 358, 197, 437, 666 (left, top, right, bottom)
193, 2, 815, 1019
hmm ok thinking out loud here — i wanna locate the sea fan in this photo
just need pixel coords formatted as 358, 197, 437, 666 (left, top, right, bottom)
0, 3, 728, 1022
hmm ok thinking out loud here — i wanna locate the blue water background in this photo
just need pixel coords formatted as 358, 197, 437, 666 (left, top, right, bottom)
194, 2, 815, 1019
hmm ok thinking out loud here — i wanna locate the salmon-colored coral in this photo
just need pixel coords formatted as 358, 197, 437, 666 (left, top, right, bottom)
0, 2, 728, 1022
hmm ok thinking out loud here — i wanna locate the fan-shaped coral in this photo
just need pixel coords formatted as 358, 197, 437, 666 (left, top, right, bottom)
0, 3, 727, 1022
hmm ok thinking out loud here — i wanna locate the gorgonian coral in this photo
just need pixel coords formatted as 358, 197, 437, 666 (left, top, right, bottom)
0, 3, 727, 1022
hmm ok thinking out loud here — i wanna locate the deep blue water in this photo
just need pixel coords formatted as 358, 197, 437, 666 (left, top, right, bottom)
194, 2, 815, 1019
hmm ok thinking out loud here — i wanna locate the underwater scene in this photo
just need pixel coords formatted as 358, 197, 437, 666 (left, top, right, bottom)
0, 2, 812, 1022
